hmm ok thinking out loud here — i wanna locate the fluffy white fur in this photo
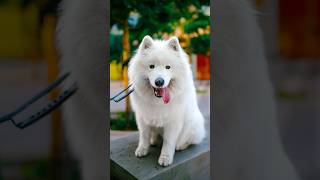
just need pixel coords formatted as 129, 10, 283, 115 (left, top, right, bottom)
56, 0, 107, 179
128, 36, 205, 166
213, 0, 300, 179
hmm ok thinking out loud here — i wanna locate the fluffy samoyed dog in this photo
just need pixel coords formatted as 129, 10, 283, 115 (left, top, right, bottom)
128, 36, 206, 166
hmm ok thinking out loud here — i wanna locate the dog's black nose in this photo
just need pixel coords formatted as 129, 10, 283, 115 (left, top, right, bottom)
155, 78, 164, 87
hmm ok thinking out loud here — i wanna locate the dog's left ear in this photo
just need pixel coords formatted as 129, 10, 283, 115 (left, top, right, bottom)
140, 35, 153, 50
167, 37, 180, 51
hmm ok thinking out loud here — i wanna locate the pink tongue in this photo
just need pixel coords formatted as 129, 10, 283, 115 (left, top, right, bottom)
160, 87, 170, 104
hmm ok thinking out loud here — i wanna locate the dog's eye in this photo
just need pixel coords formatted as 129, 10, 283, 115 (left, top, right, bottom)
149, 65, 155, 69
165, 65, 170, 69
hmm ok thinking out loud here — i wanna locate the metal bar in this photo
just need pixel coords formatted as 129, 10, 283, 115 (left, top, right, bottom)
113, 88, 134, 102
13, 83, 78, 129
110, 84, 133, 101
0, 72, 71, 123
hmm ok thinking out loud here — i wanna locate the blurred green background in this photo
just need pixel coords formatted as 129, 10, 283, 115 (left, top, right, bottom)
109, 0, 211, 81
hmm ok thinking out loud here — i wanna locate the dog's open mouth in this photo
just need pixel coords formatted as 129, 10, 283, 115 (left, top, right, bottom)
153, 87, 170, 104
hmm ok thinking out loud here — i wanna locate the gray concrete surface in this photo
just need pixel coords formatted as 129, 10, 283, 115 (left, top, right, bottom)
110, 132, 210, 180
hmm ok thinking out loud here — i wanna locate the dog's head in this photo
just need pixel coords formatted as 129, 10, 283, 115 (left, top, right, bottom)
128, 35, 191, 104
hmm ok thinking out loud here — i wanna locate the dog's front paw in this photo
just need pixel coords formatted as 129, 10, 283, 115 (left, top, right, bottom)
158, 154, 173, 166
135, 146, 149, 157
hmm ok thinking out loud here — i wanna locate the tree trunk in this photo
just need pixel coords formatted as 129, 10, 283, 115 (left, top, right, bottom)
122, 20, 130, 115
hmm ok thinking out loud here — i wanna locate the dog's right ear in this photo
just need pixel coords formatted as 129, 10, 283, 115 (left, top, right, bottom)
140, 35, 153, 50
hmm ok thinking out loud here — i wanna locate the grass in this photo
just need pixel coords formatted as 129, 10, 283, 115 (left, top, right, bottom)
110, 111, 138, 130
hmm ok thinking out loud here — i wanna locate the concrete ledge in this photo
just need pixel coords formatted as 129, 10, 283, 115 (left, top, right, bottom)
110, 132, 210, 180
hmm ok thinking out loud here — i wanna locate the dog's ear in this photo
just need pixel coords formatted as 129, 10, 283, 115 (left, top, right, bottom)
167, 37, 180, 51
140, 35, 153, 50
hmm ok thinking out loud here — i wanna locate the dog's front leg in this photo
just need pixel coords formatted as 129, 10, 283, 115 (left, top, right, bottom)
158, 120, 182, 166
135, 120, 151, 157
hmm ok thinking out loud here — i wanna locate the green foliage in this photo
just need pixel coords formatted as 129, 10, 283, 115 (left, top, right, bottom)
184, 20, 208, 33
0, 0, 7, 6
184, 6, 210, 54
110, 111, 137, 130
110, 0, 210, 61
110, 0, 130, 25
110, 33, 123, 63
128, 0, 195, 43
110, 118, 127, 130
0, 159, 80, 179
19, 0, 33, 8
189, 34, 210, 54
21, 160, 49, 180
127, 112, 137, 130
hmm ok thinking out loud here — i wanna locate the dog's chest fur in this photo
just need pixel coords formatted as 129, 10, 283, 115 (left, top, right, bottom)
133, 93, 184, 127
142, 105, 177, 127
142, 115, 167, 127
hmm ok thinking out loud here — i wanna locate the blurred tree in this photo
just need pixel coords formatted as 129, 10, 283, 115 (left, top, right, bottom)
110, 0, 210, 61
184, 7, 210, 55
110, 0, 210, 115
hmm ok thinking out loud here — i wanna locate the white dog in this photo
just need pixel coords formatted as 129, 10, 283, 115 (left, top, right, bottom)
128, 36, 205, 166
